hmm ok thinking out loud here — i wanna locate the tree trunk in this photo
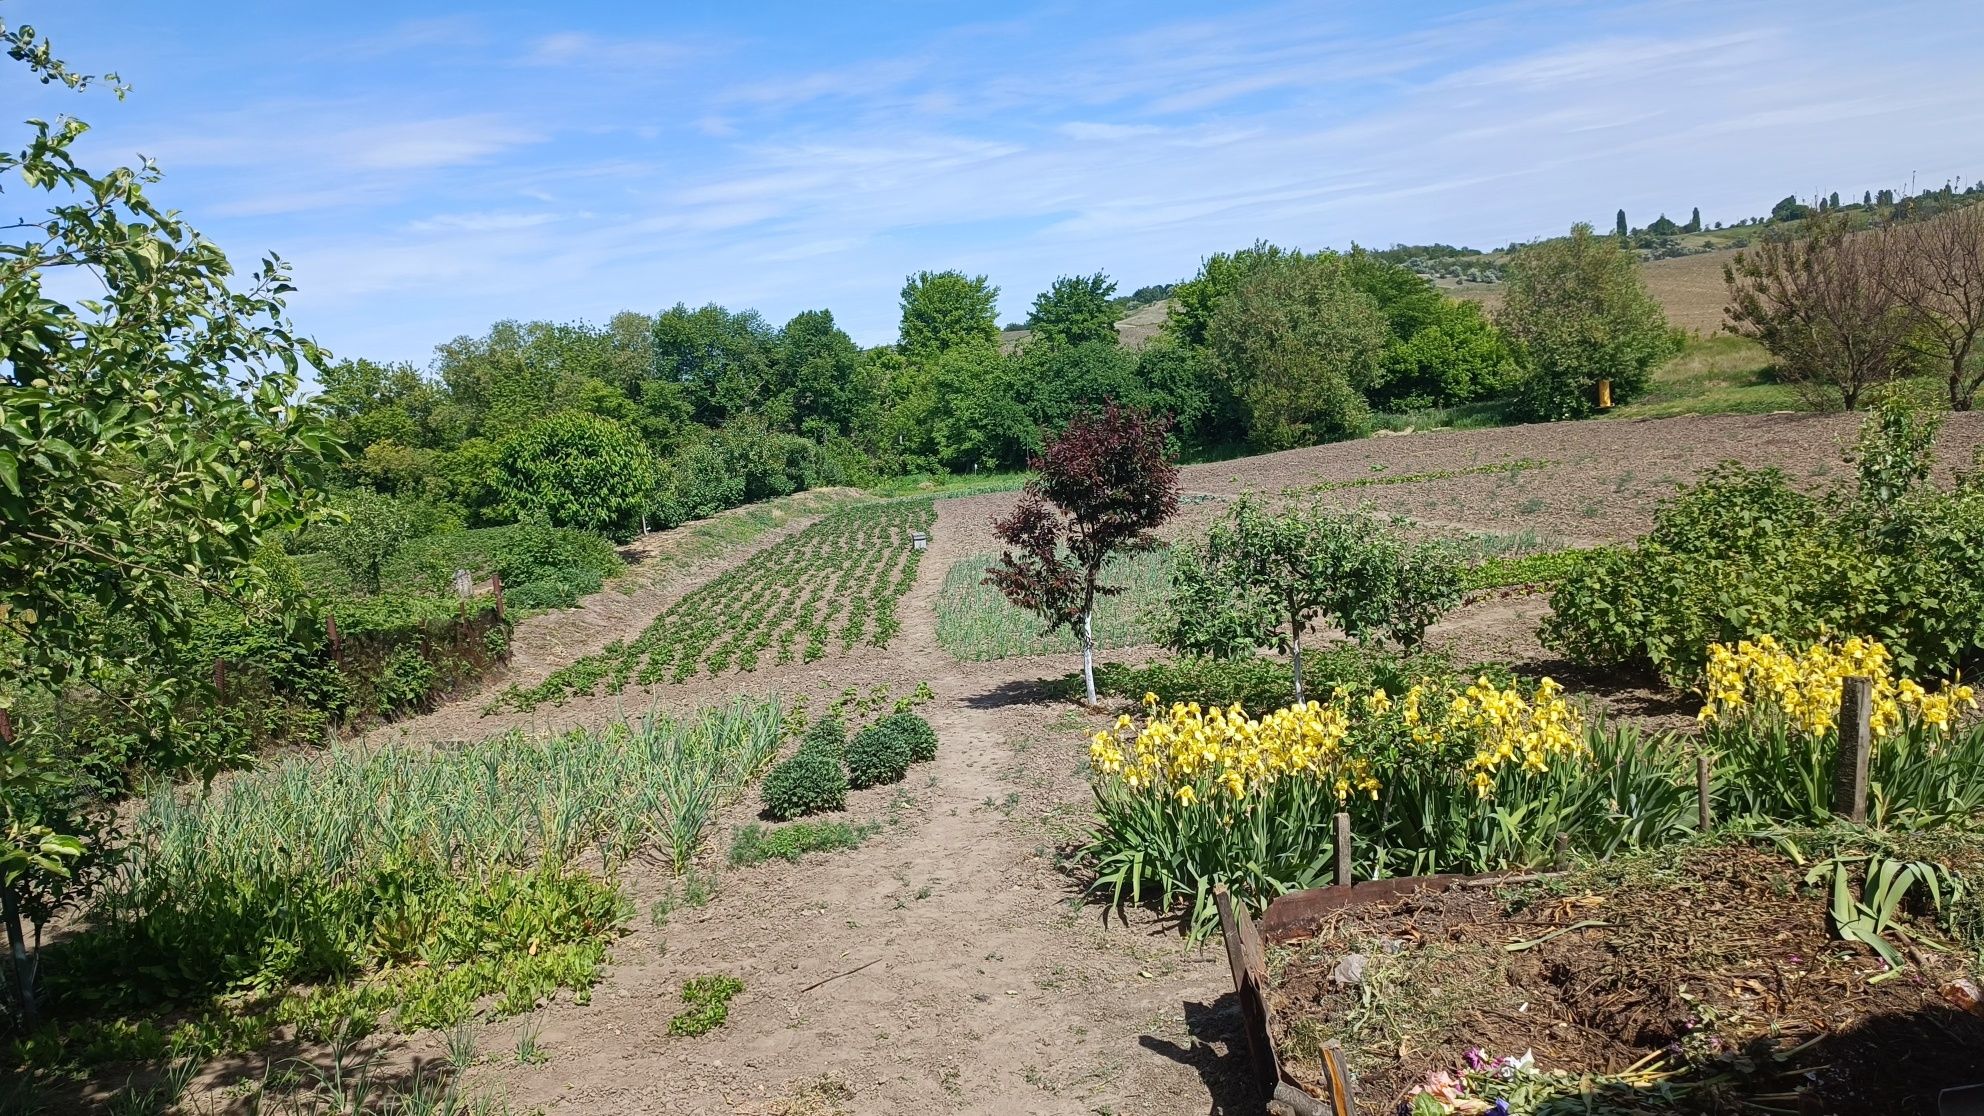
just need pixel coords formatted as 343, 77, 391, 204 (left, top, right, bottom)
1289, 618, 1306, 706
1081, 611, 1097, 705
2, 884, 36, 1030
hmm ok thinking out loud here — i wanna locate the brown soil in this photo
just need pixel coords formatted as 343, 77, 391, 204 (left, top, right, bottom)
50, 411, 1984, 1115
1268, 844, 1984, 1115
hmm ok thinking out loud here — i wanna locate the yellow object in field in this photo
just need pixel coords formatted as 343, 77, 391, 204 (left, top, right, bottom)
1598, 378, 1613, 409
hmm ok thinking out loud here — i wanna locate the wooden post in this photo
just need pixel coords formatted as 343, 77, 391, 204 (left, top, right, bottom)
0, 709, 11, 746
212, 658, 226, 699
1832, 676, 1872, 824
1552, 832, 1570, 871
1333, 813, 1352, 888
326, 612, 342, 666
491, 572, 506, 620
1696, 754, 1713, 831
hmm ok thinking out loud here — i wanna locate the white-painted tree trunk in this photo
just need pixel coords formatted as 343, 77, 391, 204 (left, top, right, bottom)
1082, 611, 1097, 705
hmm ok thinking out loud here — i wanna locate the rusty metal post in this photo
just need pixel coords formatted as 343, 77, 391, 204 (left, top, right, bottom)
1832, 676, 1872, 823
1333, 813, 1352, 888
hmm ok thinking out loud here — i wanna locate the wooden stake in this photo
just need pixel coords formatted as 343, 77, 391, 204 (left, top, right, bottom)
212, 658, 226, 699
1553, 832, 1571, 871
1696, 754, 1713, 831
1333, 812, 1352, 888
326, 612, 342, 666
491, 572, 506, 620
1832, 676, 1872, 824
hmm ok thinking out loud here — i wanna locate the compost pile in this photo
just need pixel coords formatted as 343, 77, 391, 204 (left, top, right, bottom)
1267, 840, 1984, 1115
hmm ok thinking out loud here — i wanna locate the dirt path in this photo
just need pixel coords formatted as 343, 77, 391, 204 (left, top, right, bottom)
448, 495, 1248, 1115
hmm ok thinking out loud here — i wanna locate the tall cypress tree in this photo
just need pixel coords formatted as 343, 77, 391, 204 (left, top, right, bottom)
1615, 209, 1629, 238
1687, 207, 1702, 232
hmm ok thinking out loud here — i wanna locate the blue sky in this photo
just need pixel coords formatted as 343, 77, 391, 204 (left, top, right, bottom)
8, 0, 1983, 365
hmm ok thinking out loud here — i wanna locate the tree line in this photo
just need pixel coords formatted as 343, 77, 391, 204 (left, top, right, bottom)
321, 227, 1684, 538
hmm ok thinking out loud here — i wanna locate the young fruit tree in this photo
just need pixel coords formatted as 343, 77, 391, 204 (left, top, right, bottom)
1, 23, 333, 1025
1158, 498, 1462, 704
986, 404, 1179, 704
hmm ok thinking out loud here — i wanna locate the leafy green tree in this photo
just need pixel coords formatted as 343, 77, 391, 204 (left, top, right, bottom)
1340, 248, 1447, 342
1496, 223, 1677, 420
776, 309, 870, 438
930, 344, 1036, 472
1646, 214, 1680, 236
1687, 207, 1703, 233
1159, 499, 1460, 703
1206, 254, 1389, 448
1024, 272, 1118, 348
1615, 209, 1629, 238
319, 492, 420, 594
1165, 240, 1293, 348
1133, 336, 1227, 447
1377, 299, 1516, 408
1016, 338, 1143, 433
1771, 195, 1812, 222
496, 414, 654, 534
898, 270, 999, 360
1, 23, 335, 1023
651, 303, 776, 428
986, 405, 1178, 703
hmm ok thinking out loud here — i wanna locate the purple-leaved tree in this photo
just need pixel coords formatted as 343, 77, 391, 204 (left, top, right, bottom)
985, 404, 1180, 704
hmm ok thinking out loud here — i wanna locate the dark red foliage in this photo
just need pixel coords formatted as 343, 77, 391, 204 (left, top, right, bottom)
984, 403, 1180, 637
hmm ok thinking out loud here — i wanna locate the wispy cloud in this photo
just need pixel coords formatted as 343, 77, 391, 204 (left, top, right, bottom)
48, 0, 1981, 362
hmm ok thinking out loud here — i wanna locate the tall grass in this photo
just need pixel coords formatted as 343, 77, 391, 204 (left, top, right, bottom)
51, 698, 784, 1034
936, 548, 1173, 661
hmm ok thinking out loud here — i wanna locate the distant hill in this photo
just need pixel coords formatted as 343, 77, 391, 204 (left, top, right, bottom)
998, 298, 1173, 353
1454, 246, 1741, 336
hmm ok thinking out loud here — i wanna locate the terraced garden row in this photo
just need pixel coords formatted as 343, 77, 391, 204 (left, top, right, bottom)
499, 499, 935, 710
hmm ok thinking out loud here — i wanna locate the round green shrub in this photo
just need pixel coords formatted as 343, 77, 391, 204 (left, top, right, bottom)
845, 724, 911, 789
799, 716, 846, 761
873, 712, 938, 763
761, 753, 847, 820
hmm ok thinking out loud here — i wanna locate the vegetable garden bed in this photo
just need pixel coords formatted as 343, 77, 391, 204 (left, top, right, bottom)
1251, 834, 1984, 1115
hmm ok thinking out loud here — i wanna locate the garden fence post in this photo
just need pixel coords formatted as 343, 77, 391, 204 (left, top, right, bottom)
1333, 812, 1352, 888
212, 658, 226, 700
491, 572, 505, 620
1832, 676, 1872, 824
1696, 754, 1713, 831
327, 612, 342, 666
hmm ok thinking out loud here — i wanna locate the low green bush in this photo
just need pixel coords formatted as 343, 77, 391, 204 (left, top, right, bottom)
1064, 647, 1459, 715
845, 723, 912, 789
799, 716, 847, 761
1543, 401, 1984, 682
729, 819, 880, 866
873, 712, 938, 763
761, 752, 848, 819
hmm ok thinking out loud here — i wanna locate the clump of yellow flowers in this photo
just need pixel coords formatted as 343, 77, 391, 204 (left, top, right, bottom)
1699, 635, 1976, 737
1090, 675, 1589, 810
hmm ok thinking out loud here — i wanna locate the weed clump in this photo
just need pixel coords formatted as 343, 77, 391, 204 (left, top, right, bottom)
667, 974, 744, 1037
730, 820, 880, 866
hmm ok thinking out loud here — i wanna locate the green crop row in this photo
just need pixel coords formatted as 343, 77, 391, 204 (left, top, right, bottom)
501, 499, 936, 710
